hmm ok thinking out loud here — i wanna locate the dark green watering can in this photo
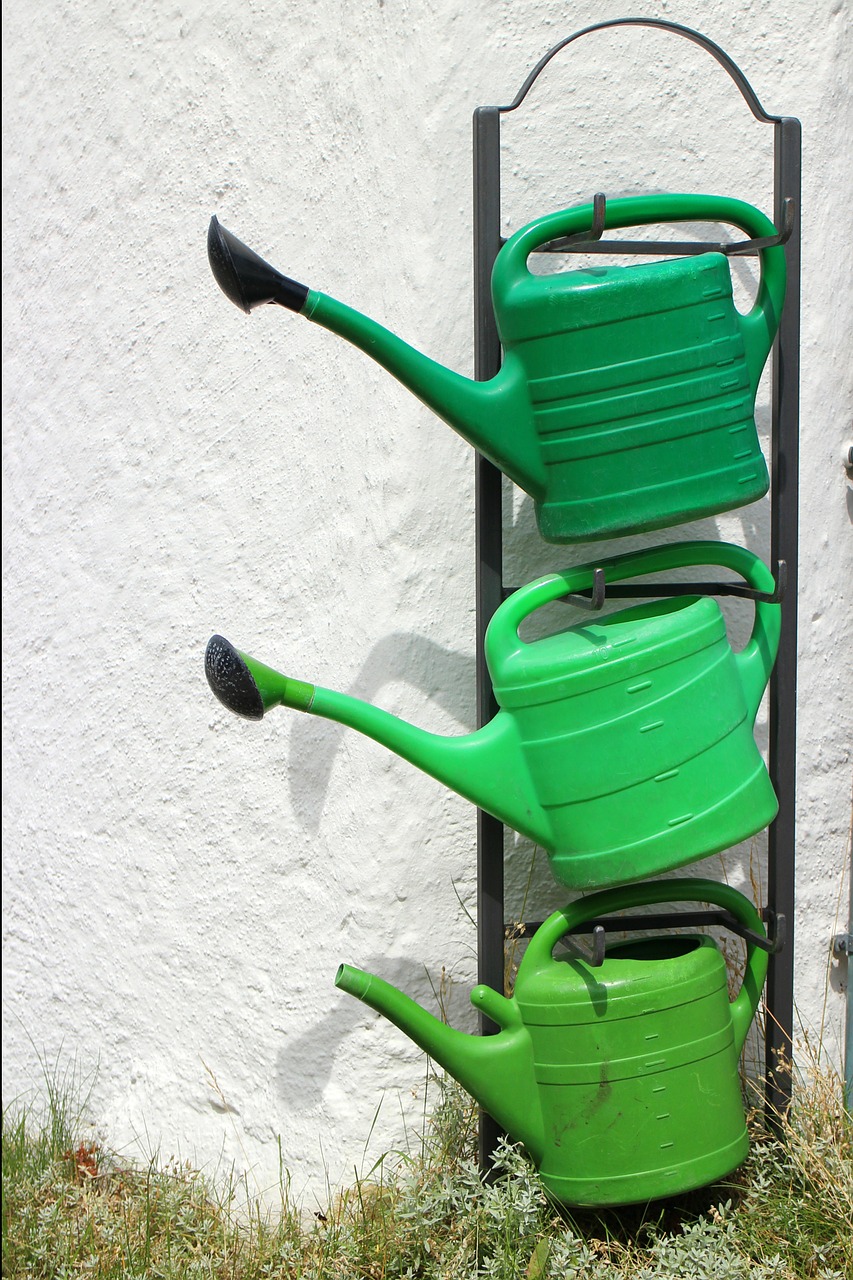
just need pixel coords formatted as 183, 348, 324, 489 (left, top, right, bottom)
205, 541, 780, 889
208, 193, 785, 543
336, 878, 770, 1207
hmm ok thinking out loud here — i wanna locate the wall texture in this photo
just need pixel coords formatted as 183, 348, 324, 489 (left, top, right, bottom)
3, 0, 851, 1204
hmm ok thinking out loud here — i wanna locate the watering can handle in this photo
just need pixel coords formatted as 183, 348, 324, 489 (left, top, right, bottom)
492, 193, 786, 383
487, 539, 780, 724
526, 877, 769, 1056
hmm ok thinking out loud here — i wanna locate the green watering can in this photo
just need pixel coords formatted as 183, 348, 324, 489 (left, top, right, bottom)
336, 878, 770, 1207
205, 541, 780, 890
208, 193, 785, 543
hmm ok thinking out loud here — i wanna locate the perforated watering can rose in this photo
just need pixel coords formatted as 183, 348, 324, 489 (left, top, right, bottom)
336, 878, 770, 1208
208, 193, 785, 544
205, 540, 780, 891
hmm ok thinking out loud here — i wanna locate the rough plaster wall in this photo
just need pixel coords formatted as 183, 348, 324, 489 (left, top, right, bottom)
2, 0, 851, 1204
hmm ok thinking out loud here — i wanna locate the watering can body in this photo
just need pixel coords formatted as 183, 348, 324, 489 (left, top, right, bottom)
485, 195, 784, 542
336, 879, 769, 1207
482, 541, 780, 888
206, 541, 780, 890
520, 934, 751, 1205
210, 194, 785, 544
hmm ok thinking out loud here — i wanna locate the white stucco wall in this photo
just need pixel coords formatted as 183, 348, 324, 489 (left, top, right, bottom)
3, 0, 851, 1205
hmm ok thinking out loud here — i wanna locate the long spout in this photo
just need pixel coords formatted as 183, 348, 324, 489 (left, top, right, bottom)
205, 635, 552, 849
303, 293, 545, 498
207, 218, 545, 499
336, 965, 545, 1164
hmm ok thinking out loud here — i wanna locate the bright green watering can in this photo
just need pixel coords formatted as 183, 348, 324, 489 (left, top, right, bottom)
336, 878, 769, 1207
208, 193, 785, 543
205, 541, 780, 890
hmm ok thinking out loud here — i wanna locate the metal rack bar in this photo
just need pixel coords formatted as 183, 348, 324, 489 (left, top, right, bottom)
503, 559, 788, 607
473, 21, 800, 1165
510, 909, 788, 958
765, 114, 802, 1123
473, 104, 506, 1170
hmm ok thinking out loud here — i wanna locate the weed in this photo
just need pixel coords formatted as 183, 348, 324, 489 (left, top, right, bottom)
2, 1054, 850, 1279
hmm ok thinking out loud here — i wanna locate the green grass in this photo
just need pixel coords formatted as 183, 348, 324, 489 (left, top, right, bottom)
3, 1055, 851, 1279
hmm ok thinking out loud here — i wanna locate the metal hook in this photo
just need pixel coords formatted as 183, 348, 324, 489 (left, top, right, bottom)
760, 910, 788, 956
563, 567, 607, 611
557, 924, 607, 966
517, 910, 784, 957
504, 192, 608, 253
534, 194, 794, 258
723, 197, 794, 255
561, 191, 607, 244
506, 561, 785, 615
589, 925, 606, 966
564, 560, 786, 609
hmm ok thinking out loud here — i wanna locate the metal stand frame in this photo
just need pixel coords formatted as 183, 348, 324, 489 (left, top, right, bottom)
473, 19, 801, 1167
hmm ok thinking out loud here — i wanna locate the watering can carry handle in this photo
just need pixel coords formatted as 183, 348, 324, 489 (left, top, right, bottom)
526, 877, 769, 1056
493, 193, 786, 380
488, 539, 780, 723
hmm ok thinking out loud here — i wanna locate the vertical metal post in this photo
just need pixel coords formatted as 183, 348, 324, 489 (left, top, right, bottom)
473, 105, 505, 1169
765, 116, 801, 1120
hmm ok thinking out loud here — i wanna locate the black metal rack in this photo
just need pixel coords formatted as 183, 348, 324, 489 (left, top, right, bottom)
472, 19, 801, 1167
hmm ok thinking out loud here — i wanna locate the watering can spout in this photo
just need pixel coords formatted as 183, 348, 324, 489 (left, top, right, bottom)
204, 635, 552, 848
206, 218, 545, 498
335, 964, 545, 1163
301, 293, 546, 498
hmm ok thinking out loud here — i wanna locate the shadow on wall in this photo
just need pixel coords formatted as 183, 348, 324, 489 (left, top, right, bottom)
288, 633, 476, 833
275, 951, 476, 1109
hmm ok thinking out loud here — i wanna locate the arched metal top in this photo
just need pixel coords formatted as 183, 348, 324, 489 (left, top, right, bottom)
498, 18, 780, 124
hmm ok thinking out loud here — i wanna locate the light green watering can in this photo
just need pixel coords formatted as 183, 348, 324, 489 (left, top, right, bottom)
336, 878, 770, 1207
208, 193, 785, 543
205, 541, 780, 889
